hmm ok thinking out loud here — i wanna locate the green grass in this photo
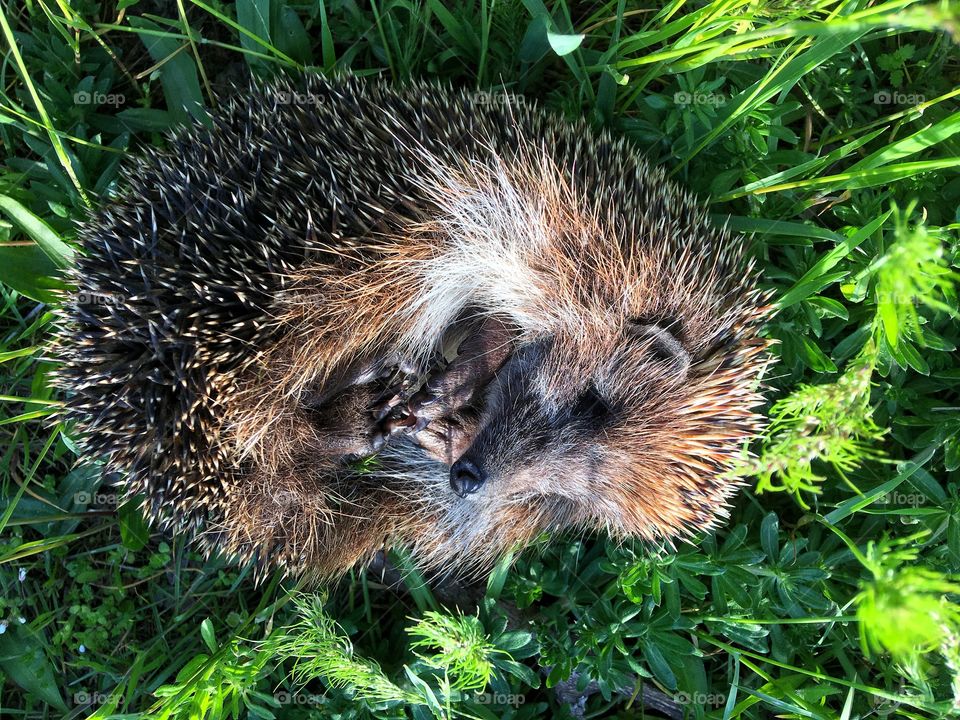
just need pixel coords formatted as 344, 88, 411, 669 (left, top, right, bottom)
1, 0, 959, 717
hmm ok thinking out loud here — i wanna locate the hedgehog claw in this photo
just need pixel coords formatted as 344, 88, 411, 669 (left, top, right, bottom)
368, 401, 420, 451
384, 412, 415, 436
408, 389, 439, 411
371, 392, 403, 422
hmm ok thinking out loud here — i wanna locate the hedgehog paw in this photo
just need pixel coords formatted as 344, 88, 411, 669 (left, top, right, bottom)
406, 316, 514, 423
369, 405, 421, 451
408, 411, 478, 465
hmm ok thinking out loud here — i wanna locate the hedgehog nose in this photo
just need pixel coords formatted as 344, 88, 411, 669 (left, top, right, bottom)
450, 459, 485, 497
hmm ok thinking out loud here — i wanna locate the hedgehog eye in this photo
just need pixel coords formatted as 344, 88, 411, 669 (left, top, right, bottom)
572, 385, 613, 422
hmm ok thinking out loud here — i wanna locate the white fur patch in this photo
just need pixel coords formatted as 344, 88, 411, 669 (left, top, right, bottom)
397, 150, 583, 356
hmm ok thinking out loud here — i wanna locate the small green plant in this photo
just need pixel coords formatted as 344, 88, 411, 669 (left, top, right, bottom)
877, 42, 917, 87
266, 594, 421, 708
407, 611, 500, 692
745, 353, 888, 501
855, 533, 960, 662
151, 620, 277, 720
872, 203, 959, 352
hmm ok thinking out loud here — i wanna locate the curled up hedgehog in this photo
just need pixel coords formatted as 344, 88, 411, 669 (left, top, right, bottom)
54, 74, 772, 581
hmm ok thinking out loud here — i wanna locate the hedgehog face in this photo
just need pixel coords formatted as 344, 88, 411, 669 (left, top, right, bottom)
449, 339, 587, 500
400, 316, 741, 572
444, 321, 693, 525
398, 307, 764, 578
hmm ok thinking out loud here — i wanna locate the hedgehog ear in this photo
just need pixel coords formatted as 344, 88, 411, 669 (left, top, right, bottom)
627, 319, 690, 375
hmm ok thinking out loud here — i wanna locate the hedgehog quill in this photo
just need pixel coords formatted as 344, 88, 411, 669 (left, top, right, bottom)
55, 75, 772, 581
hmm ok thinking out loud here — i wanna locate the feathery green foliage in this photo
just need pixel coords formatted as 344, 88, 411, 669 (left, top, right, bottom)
268, 594, 422, 707
745, 354, 887, 500
854, 533, 960, 663
407, 611, 500, 692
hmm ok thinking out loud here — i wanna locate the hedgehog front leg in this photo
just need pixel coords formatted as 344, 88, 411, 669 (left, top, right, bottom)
406, 410, 481, 465
301, 383, 390, 458
405, 316, 514, 464
411, 316, 514, 418
301, 354, 419, 458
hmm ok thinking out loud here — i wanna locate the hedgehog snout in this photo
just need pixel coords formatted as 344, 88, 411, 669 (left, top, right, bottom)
445, 340, 568, 498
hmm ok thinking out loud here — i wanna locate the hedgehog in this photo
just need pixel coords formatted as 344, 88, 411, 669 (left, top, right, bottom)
54, 74, 772, 581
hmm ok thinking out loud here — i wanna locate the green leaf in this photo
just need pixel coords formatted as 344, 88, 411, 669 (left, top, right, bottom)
118, 499, 150, 551
315, 0, 336, 68
807, 296, 849, 320
778, 212, 890, 309
642, 641, 677, 689
130, 17, 207, 126
760, 513, 780, 564
495, 630, 532, 653
798, 334, 838, 373
824, 446, 937, 524
0, 195, 74, 267
721, 216, 842, 243
237, 0, 273, 67
903, 464, 947, 504
946, 435, 960, 472
547, 30, 584, 56
878, 298, 900, 347
486, 550, 514, 600
760, 158, 960, 195
718, 129, 886, 202
200, 618, 217, 653
849, 110, 960, 172
116, 108, 175, 132
0, 626, 68, 711
388, 548, 438, 612
426, 0, 478, 53
272, 4, 311, 64
0, 244, 67, 304
173, 653, 211, 683
895, 338, 930, 375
